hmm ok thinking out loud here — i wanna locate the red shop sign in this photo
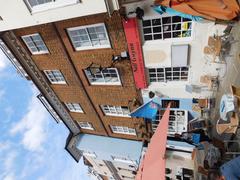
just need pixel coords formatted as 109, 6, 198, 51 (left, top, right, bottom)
123, 18, 147, 89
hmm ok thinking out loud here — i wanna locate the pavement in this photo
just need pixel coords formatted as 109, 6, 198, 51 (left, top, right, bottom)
209, 21, 240, 140
194, 21, 240, 179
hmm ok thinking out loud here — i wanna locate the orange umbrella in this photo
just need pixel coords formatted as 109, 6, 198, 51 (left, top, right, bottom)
136, 104, 171, 180
154, 0, 240, 20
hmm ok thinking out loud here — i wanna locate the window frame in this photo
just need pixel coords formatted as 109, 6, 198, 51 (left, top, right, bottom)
85, 68, 121, 85
110, 125, 136, 136
82, 151, 97, 158
112, 156, 136, 165
148, 67, 189, 83
65, 102, 83, 113
67, 23, 111, 51
22, 33, 49, 55
24, 0, 80, 13
142, 16, 192, 41
78, 122, 94, 130
101, 105, 130, 117
43, 70, 66, 84
152, 110, 187, 135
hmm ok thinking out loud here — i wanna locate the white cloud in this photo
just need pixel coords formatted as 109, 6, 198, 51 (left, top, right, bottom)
3, 173, 15, 180
10, 86, 49, 152
0, 151, 17, 180
0, 50, 9, 72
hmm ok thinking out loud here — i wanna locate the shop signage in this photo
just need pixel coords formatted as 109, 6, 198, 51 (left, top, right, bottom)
123, 18, 147, 89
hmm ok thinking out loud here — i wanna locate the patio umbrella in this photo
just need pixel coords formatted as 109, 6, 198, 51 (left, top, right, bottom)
130, 100, 161, 119
136, 104, 171, 180
154, 0, 240, 21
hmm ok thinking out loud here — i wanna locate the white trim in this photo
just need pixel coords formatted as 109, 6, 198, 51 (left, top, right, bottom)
152, 110, 188, 135
85, 68, 121, 85
142, 15, 193, 42
110, 125, 136, 136
101, 105, 130, 117
112, 156, 137, 165
78, 122, 94, 130
148, 66, 189, 83
43, 70, 66, 84
21, 33, 49, 55
65, 102, 83, 113
24, 0, 80, 13
67, 23, 111, 51
83, 151, 97, 158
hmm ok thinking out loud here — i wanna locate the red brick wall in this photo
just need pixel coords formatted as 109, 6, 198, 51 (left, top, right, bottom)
13, 12, 145, 141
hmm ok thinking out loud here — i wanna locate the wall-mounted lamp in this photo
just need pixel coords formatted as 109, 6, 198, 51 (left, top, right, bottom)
128, 7, 144, 20
112, 51, 130, 64
86, 63, 104, 76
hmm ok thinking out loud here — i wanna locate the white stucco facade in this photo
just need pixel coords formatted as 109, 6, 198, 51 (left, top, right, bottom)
141, 20, 226, 99
123, 0, 227, 99
0, 0, 112, 31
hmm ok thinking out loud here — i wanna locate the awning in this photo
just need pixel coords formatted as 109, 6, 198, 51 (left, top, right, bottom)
136, 104, 171, 180
130, 100, 160, 119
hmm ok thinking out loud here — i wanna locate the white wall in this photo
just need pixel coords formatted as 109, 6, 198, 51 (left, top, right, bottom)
84, 156, 113, 178
142, 21, 226, 99
166, 150, 194, 179
0, 0, 108, 31
123, 0, 227, 99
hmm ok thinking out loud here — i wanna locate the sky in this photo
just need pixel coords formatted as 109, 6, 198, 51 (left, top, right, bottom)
0, 50, 90, 180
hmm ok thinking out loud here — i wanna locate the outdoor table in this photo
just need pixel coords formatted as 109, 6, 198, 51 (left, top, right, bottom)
208, 36, 222, 56
219, 94, 235, 121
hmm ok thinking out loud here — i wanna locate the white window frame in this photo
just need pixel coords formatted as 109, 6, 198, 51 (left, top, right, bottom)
22, 33, 49, 55
24, 0, 80, 13
110, 125, 136, 136
83, 151, 97, 158
112, 156, 137, 165
142, 16, 192, 41
101, 105, 130, 117
78, 122, 94, 130
152, 110, 188, 135
85, 68, 121, 85
43, 70, 66, 84
148, 67, 189, 83
65, 103, 83, 113
67, 23, 111, 51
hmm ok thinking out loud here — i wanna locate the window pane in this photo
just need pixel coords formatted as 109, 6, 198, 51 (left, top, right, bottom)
22, 33, 48, 54
142, 16, 192, 41
68, 24, 110, 50
44, 70, 66, 84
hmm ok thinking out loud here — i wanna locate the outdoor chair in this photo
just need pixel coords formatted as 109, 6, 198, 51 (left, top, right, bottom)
216, 112, 239, 135
230, 84, 240, 111
200, 75, 219, 90
223, 140, 240, 161
230, 85, 240, 99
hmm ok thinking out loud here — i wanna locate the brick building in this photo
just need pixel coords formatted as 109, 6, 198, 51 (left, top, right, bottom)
0, 0, 151, 168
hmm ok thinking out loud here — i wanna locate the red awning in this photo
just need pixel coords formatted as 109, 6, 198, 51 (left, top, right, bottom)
136, 104, 171, 180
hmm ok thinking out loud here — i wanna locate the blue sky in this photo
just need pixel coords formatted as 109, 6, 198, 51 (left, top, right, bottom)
0, 50, 90, 180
